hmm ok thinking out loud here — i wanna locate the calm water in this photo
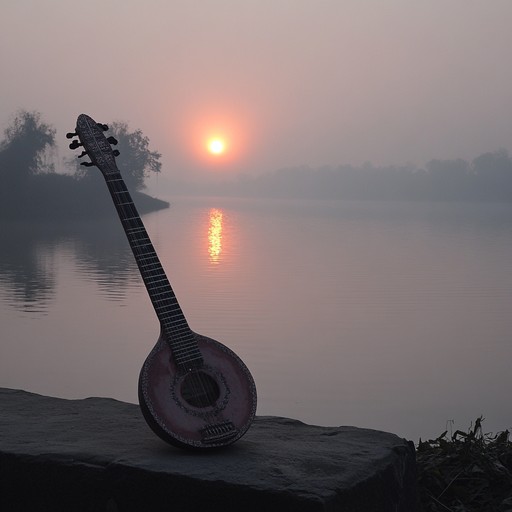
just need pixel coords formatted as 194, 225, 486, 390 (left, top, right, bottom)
1, 196, 512, 442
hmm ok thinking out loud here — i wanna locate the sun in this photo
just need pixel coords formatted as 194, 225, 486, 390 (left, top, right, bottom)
207, 138, 226, 156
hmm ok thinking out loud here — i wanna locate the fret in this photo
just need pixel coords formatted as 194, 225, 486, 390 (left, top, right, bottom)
138, 260, 158, 270
138, 255, 159, 261
162, 325, 190, 336
132, 248, 154, 256
151, 293, 179, 303
144, 276, 168, 286
139, 265, 162, 275
126, 226, 147, 234
114, 197, 131, 203
136, 253, 159, 261
162, 321, 189, 332
146, 283, 173, 297
140, 263, 163, 271
130, 242, 152, 249
128, 233, 150, 241
163, 331, 190, 341
137, 257, 161, 267
162, 322, 188, 333
159, 314, 188, 325
167, 339, 197, 351
138, 263, 161, 270
137, 252, 159, 259
172, 341, 201, 352
154, 302, 182, 313
154, 306, 182, 316
145, 280, 169, 289
131, 242, 153, 251
149, 291, 175, 300
130, 241, 153, 250
144, 273, 166, 281
127, 230, 149, 237
152, 308, 184, 320
171, 336, 199, 346
119, 205, 138, 217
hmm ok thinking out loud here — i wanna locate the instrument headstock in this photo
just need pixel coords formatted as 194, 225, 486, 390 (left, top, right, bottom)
67, 114, 120, 176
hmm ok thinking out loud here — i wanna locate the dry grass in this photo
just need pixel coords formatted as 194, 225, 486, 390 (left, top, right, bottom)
417, 417, 512, 511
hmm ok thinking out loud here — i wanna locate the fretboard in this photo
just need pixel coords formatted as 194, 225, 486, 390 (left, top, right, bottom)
103, 172, 202, 368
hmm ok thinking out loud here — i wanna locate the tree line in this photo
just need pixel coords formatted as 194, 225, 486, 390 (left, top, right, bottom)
208, 151, 512, 202
3, 109, 512, 210
0, 110, 167, 219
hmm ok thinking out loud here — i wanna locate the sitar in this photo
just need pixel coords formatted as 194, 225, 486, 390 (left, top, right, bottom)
68, 114, 257, 449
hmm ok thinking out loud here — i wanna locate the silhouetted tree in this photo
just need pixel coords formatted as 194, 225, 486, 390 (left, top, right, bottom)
0, 110, 56, 182
472, 149, 512, 200
472, 150, 512, 179
426, 158, 472, 200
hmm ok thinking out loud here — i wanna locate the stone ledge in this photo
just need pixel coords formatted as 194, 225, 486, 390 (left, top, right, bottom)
0, 388, 417, 511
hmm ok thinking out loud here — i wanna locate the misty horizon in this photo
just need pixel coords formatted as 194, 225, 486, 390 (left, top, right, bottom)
3, 105, 512, 210
2, 1, 512, 185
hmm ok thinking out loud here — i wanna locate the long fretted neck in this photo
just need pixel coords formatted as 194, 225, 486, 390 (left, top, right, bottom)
103, 171, 202, 368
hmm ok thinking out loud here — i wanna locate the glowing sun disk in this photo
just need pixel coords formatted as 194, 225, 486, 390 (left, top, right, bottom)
208, 138, 225, 155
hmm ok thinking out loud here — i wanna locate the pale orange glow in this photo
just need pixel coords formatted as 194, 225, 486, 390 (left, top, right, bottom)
207, 138, 226, 155
208, 208, 223, 263
172, 103, 256, 173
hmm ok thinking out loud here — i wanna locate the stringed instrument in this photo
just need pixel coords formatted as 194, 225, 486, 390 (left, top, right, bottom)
68, 114, 257, 449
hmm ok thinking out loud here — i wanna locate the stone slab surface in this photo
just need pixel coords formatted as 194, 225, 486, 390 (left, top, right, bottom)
0, 388, 417, 511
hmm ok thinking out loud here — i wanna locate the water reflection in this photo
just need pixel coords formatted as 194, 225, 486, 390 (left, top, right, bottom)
72, 220, 140, 301
0, 222, 59, 314
0, 219, 138, 313
208, 208, 224, 264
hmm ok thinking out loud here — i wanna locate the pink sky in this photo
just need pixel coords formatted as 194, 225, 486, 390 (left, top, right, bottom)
2, 1, 512, 183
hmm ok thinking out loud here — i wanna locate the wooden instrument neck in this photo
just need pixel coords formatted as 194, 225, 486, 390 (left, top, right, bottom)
103, 172, 203, 368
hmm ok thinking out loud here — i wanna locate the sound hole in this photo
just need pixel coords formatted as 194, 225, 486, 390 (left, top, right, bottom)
181, 371, 221, 408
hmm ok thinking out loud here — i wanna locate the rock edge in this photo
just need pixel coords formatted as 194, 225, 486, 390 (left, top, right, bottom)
0, 388, 417, 511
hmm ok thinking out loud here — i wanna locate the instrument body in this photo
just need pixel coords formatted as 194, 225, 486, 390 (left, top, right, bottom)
70, 114, 257, 449
139, 332, 256, 448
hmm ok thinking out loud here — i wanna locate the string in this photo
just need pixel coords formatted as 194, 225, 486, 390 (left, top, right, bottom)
104, 173, 218, 406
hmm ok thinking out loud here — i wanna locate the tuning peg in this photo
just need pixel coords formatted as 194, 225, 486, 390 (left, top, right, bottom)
80, 161, 95, 167
66, 132, 77, 139
69, 140, 83, 150
113, 150, 120, 157
97, 123, 109, 131
107, 136, 118, 145
77, 150, 88, 158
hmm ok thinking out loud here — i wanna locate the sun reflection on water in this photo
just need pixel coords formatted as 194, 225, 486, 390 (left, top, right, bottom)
208, 208, 224, 264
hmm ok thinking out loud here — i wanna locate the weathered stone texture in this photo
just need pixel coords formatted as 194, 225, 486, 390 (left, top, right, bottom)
0, 388, 417, 511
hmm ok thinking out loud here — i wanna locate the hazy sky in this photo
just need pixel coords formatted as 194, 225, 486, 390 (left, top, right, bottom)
2, 1, 512, 182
